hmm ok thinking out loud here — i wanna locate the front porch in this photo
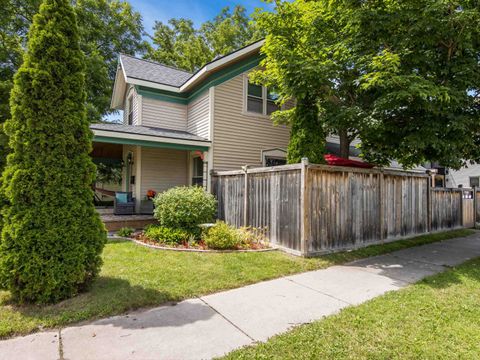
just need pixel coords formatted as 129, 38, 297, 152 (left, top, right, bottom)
90, 123, 211, 218
97, 208, 157, 232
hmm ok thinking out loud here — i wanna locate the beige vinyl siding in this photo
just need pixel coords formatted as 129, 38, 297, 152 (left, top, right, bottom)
187, 90, 210, 139
213, 74, 290, 171
140, 147, 188, 196
142, 97, 187, 131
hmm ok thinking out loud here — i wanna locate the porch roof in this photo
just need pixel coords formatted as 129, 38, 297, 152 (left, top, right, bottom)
90, 123, 210, 152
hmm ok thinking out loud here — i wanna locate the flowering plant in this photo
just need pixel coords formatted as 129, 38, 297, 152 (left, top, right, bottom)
146, 189, 157, 199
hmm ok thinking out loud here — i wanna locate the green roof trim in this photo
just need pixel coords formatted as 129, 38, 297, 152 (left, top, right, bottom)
93, 136, 209, 152
136, 54, 263, 105
136, 87, 189, 105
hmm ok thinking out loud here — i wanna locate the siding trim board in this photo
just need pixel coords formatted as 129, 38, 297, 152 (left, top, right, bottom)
135, 55, 262, 106
137, 87, 189, 105
94, 136, 209, 152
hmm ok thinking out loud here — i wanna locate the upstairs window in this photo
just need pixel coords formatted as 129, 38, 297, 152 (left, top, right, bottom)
267, 90, 280, 115
127, 96, 133, 125
247, 83, 263, 114
245, 77, 280, 116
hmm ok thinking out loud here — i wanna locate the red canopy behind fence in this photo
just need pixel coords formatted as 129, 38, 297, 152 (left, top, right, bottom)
324, 154, 374, 169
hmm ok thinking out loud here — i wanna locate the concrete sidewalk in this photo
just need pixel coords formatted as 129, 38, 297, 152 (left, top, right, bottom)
1, 233, 479, 360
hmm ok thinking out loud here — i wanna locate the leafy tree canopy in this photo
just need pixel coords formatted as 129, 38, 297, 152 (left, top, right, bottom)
0, 0, 147, 123
255, 0, 480, 168
349, 0, 480, 169
146, 5, 262, 72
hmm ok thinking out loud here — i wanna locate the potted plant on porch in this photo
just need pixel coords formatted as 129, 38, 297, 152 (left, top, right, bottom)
140, 189, 156, 214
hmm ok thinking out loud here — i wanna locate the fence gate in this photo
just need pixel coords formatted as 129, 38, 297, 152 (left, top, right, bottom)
463, 189, 475, 228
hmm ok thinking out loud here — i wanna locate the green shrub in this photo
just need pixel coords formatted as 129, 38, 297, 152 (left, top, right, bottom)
153, 186, 217, 235
0, 0, 106, 304
238, 227, 268, 246
144, 225, 190, 245
204, 221, 241, 250
116, 227, 134, 238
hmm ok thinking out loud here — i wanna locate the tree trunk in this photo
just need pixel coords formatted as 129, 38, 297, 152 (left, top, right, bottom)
338, 129, 350, 159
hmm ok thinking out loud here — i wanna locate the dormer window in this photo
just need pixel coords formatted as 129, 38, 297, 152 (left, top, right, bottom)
127, 96, 133, 125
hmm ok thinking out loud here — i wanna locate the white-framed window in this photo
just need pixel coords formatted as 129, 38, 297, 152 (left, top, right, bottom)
192, 156, 204, 186
127, 95, 133, 125
244, 75, 280, 116
261, 148, 287, 167
469, 176, 480, 188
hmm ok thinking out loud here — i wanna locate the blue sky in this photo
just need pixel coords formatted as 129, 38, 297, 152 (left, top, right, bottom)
128, 0, 273, 35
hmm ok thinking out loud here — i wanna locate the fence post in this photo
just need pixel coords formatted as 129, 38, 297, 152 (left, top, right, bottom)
474, 187, 477, 228
460, 188, 464, 228
379, 171, 385, 244
242, 165, 249, 227
300, 158, 310, 256
426, 172, 432, 233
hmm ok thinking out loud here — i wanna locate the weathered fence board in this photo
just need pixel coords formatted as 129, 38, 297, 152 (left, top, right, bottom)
382, 174, 429, 239
462, 189, 475, 228
212, 161, 474, 256
247, 170, 302, 251
476, 189, 480, 225
307, 169, 382, 252
212, 174, 244, 228
431, 189, 462, 231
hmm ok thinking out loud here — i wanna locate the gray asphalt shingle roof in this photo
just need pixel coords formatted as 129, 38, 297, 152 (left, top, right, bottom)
90, 123, 209, 143
119, 54, 192, 87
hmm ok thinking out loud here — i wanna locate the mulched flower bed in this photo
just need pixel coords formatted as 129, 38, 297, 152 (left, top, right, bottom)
121, 232, 273, 253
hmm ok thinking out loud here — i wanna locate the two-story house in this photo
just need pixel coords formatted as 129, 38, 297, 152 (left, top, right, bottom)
90, 40, 293, 211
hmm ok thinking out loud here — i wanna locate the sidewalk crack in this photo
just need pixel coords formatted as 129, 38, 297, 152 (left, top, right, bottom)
197, 297, 257, 343
284, 278, 353, 306
58, 328, 64, 360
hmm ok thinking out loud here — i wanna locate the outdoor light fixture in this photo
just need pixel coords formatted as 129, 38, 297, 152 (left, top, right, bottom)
126, 152, 134, 165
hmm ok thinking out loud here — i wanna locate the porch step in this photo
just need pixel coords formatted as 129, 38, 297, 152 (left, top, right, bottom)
96, 207, 114, 215
101, 214, 157, 232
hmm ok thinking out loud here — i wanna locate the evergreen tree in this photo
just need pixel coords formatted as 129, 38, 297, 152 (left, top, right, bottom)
0, 0, 106, 303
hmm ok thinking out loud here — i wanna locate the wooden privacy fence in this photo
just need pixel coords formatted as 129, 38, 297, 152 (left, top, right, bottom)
212, 159, 476, 256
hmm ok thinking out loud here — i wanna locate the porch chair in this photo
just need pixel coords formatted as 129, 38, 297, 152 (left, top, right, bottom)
114, 192, 135, 215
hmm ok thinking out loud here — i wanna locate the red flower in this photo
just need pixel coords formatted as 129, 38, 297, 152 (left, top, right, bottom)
146, 189, 156, 199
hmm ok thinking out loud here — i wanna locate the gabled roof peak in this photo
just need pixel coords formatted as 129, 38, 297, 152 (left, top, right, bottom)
119, 53, 192, 75
119, 54, 192, 88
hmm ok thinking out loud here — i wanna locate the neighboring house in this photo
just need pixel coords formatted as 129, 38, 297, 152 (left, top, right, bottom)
90, 40, 295, 211
447, 164, 480, 188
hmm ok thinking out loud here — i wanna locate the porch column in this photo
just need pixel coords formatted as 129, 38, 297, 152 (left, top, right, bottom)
205, 150, 213, 192
134, 145, 142, 213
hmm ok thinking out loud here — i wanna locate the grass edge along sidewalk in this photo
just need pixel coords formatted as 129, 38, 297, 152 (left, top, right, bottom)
0, 228, 475, 339
222, 255, 480, 359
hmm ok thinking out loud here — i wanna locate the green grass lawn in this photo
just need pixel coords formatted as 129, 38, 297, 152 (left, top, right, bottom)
223, 256, 480, 360
0, 229, 474, 339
